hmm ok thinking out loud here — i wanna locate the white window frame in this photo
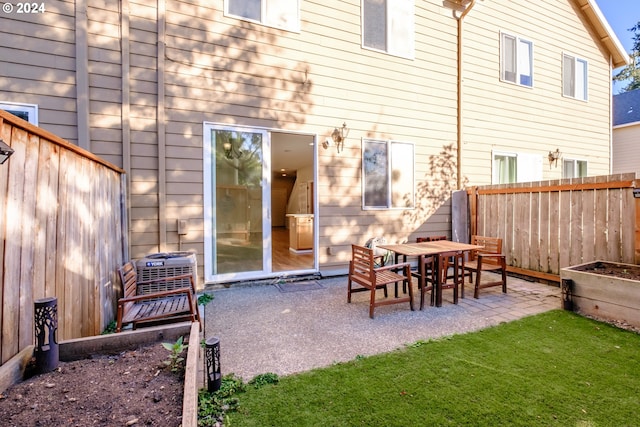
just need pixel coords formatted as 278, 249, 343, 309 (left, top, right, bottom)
225, 0, 300, 32
362, 0, 415, 59
0, 102, 38, 125
362, 139, 415, 209
562, 53, 588, 101
500, 32, 534, 88
492, 152, 517, 184
562, 158, 588, 178
492, 151, 542, 184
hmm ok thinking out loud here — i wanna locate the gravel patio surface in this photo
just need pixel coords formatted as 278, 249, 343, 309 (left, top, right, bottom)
202, 274, 560, 381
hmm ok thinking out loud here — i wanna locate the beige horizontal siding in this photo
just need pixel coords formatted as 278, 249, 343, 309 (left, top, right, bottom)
612, 125, 640, 177
461, 0, 612, 185
0, 0, 618, 280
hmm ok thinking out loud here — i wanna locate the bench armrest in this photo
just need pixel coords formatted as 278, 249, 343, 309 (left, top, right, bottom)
117, 287, 193, 305
375, 262, 411, 274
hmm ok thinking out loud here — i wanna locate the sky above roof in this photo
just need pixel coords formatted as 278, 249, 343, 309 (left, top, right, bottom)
595, 0, 639, 93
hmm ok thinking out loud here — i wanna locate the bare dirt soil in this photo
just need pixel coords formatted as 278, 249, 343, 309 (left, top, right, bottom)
573, 261, 640, 280
0, 342, 184, 427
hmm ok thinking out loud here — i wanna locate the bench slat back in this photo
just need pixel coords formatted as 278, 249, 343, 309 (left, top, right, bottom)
118, 262, 138, 299
351, 244, 376, 283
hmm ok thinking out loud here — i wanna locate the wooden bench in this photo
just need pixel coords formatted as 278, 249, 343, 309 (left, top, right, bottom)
116, 261, 201, 332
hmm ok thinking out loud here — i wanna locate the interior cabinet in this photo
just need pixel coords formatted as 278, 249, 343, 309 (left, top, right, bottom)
287, 215, 313, 252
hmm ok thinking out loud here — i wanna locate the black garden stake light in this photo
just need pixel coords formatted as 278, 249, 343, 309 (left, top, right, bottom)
205, 337, 222, 392
34, 297, 59, 374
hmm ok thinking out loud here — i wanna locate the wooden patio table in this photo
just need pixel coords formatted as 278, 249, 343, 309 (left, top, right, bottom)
377, 241, 483, 307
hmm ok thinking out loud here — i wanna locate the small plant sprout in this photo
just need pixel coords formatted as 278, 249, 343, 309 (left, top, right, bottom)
162, 336, 188, 373
198, 293, 214, 306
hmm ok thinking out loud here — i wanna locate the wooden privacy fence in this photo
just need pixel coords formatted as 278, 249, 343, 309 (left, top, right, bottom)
0, 110, 127, 365
468, 174, 639, 283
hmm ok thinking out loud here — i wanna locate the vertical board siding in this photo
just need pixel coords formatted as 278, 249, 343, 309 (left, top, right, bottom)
473, 174, 638, 278
0, 111, 126, 366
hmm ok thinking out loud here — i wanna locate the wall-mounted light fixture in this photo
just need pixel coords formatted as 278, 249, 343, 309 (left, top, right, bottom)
548, 148, 561, 169
330, 122, 349, 153
0, 139, 14, 165
222, 139, 243, 160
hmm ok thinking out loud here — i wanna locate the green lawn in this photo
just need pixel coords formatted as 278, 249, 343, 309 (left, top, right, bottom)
207, 310, 640, 426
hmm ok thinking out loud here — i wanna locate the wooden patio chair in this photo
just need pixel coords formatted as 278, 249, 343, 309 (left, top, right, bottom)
463, 235, 507, 299
434, 251, 464, 306
414, 236, 463, 292
347, 244, 414, 318
410, 236, 444, 298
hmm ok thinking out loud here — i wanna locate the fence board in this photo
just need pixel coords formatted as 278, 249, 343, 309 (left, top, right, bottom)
18, 131, 39, 351
582, 188, 596, 263
607, 188, 622, 261
2, 127, 26, 364
473, 174, 637, 280
622, 188, 635, 261
539, 189, 550, 273
569, 182, 583, 266
558, 188, 571, 269
0, 110, 126, 368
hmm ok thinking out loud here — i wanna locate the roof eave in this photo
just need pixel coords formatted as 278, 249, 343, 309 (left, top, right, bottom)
579, 0, 631, 69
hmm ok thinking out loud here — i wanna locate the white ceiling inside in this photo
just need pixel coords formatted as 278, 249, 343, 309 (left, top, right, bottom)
271, 132, 315, 178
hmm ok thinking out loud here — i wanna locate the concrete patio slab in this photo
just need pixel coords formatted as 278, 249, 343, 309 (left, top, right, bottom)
200, 274, 560, 383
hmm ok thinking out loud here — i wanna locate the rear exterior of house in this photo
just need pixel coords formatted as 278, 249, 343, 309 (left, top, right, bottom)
0, 0, 628, 286
612, 89, 640, 177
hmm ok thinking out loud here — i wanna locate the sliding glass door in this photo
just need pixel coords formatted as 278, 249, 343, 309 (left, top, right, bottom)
204, 124, 271, 282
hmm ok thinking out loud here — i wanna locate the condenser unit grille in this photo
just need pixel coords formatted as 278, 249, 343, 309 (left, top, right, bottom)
135, 252, 197, 296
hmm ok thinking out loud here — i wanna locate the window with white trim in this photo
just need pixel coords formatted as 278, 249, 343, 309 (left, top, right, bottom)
563, 54, 588, 101
362, 0, 414, 59
363, 139, 414, 209
0, 102, 38, 125
500, 32, 533, 87
562, 159, 587, 178
492, 151, 542, 184
225, 0, 299, 32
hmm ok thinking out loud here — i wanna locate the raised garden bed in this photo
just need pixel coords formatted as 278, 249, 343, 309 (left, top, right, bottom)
0, 322, 199, 427
561, 261, 640, 329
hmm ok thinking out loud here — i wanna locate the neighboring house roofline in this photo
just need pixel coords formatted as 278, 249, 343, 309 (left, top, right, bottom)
613, 89, 640, 126
577, 0, 631, 68
613, 121, 640, 129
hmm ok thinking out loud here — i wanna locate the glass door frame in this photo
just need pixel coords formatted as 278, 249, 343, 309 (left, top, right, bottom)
203, 123, 272, 283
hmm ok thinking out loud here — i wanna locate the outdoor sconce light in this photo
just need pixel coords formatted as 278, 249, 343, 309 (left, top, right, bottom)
205, 336, 222, 392
548, 148, 561, 169
330, 122, 349, 153
0, 139, 14, 165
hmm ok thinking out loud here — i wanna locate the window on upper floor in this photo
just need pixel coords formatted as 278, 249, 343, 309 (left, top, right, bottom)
562, 159, 587, 178
492, 151, 542, 184
500, 32, 533, 87
0, 102, 38, 125
225, 0, 300, 32
362, 0, 415, 59
562, 54, 588, 101
363, 139, 414, 209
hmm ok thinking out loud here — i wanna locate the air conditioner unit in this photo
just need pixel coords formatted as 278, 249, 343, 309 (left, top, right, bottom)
135, 251, 197, 295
